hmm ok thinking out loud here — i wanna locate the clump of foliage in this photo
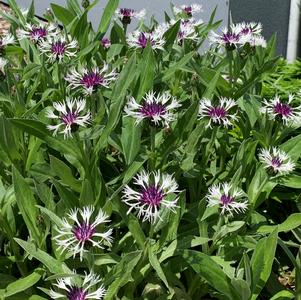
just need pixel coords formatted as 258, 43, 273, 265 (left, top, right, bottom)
0, 0, 300, 299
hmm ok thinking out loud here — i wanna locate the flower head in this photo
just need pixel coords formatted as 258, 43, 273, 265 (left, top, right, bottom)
115, 8, 146, 24
259, 147, 295, 176
127, 29, 165, 50
17, 22, 57, 42
198, 97, 238, 128
260, 95, 301, 125
101, 38, 111, 49
174, 4, 203, 17
46, 98, 91, 139
50, 271, 106, 300
234, 22, 262, 38
39, 35, 77, 62
171, 18, 202, 43
65, 64, 118, 95
206, 183, 248, 216
125, 91, 181, 126
122, 171, 180, 223
209, 26, 242, 49
53, 206, 113, 261
0, 33, 14, 50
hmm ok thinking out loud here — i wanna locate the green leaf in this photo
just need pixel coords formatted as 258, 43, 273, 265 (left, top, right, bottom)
162, 52, 194, 81
4, 268, 44, 297
97, 0, 119, 34
51, 3, 76, 26
12, 167, 42, 245
163, 20, 180, 48
250, 228, 278, 300
182, 250, 240, 300
269, 290, 295, 300
257, 213, 301, 233
14, 238, 71, 274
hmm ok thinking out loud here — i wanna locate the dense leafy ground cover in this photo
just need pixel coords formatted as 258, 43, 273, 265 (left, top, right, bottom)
0, 0, 300, 299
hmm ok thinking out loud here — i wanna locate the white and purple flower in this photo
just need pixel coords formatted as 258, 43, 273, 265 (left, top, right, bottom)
260, 95, 301, 125
53, 206, 113, 261
101, 38, 111, 49
198, 97, 238, 128
122, 171, 180, 223
259, 147, 295, 176
0, 57, 8, 73
115, 8, 146, 24
17, 22, 57, 42
209, 26, 242, 49
50, 271, 106, 300
206, 182, 248, 216
65, 64, 118, 95
46, 98, 91, 139
124, 91, 181, 126
127, 30, 165, 50
0, 33, 14, 52
172, 18, 202, 43
173, 4, 203, 17
39, 35, 77, 62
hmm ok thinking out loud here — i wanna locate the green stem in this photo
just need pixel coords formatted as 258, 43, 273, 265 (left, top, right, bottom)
149, 125, 156, 170
227, 50, 234, 91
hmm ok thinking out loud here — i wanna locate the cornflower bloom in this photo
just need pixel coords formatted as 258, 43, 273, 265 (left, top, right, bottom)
206, 182, 248, 216
198, 97, 238, 128
259, 147, 295, 176
53, 206, 113, 261
17, 22, 57, 42
173, 4, 203, 17
171, 18, 202, 43
260, 95, 301, 125
0, 33, 14, 54
127, 29, 165, 50
122, 171, 180, 223
39, 35, 77, 62
115, 8, 145, 24
124, 91, 181, 126
101, 38, 111, 49
50, 271, 106, 300
65, 64, 118, 95
209, 26, 242, 49
46, 98, 91, 139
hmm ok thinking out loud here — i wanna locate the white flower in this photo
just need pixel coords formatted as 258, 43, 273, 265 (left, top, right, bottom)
0, 33, 15, 49
17, 22, 58, 42
206, 183, 248, 216
53, 206, 113, 261
0, 57, 8, 73
115, 8, 146, 23
124, 91, 181, 126
65, 64, 118, 95
122, 171, 180, 223
173, 4, 203, 17
232, 22, 263, 38
170, 18, 202, 43
259, 95, 301, 125
50, 271, 106, 299
198, 97, 238, 128
259, 147, 295, 176
39, 35, 77, 62
46, 98, 91, 139
127, 29, 165, 50
209, 26, 242, 48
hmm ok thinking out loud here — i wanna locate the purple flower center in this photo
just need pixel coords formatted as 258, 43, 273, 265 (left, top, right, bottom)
73, 222, 95, 242
67, 287, 87, 300
271, 157, 282, 168
208, 106, 227, 118
101, 38, 111, 48
240, 27, 252, 36
30, 27, 47, 40
120, 8, 134, 17
80, 71, 104, 89
140, 185, 164, 206
222, 32, 240, 44
273, 102, 292, 117
137, 33, 155, 49
51, 41, 66, 57
140, 102, 166, 118
183, 6, 192, 14
61, 111, 78, 125
221, 194, 234, 206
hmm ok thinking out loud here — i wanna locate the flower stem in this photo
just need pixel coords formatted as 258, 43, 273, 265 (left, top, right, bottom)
149, 125, 156, 170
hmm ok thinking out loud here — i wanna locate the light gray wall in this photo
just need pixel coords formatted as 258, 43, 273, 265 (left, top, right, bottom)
6, 0, 229, 29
